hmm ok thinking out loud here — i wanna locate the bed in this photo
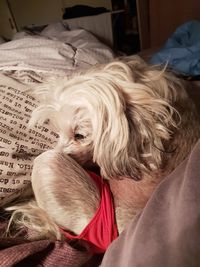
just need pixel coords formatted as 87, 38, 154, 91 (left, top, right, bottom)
0, 20, 200, 267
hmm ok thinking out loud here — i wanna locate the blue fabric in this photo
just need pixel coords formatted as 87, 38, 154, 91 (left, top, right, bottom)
150, 20, 200, 76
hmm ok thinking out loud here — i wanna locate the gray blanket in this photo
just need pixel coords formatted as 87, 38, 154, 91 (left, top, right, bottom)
101, 139, 200, 267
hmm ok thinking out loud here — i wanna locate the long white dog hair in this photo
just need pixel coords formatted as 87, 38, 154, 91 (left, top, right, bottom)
29, 56, 199, 181
6, 56, 200, 242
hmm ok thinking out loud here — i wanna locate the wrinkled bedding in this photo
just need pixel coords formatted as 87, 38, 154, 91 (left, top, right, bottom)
0, 219, 101, 267
150, 20, 200, 76
0, 22, 114, 74
101, 139, 200, 267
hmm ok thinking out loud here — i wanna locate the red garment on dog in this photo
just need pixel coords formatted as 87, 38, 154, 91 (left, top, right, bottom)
61, 171, 118, 254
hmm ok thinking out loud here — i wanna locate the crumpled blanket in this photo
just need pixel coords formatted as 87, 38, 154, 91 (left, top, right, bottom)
0, 23, 114, 74
101, 138, 200, 267
150, 20, 200, 76
0, 220, 102, 267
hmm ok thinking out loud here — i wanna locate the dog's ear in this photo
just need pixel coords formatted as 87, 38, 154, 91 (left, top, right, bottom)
92, 58, 181, 180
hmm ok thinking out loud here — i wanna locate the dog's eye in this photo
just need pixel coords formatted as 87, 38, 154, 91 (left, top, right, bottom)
74, 133, 85, 141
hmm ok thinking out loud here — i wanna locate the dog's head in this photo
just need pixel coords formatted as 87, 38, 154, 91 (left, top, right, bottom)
30, 56, 184, 180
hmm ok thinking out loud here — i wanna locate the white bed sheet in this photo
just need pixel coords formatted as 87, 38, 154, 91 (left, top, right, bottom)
0, 22, 114, 75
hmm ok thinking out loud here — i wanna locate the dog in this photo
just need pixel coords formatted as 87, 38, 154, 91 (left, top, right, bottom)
29, 56, 200, 179
6, 56, 200, 248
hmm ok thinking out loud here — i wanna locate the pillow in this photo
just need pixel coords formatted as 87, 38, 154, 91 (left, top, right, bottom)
0, 73, 58, 207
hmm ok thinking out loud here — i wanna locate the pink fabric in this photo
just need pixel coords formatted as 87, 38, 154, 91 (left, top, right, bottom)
61, 171, 118, 254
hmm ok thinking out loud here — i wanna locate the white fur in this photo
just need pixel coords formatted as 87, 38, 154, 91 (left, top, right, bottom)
30, 56, 190, 181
